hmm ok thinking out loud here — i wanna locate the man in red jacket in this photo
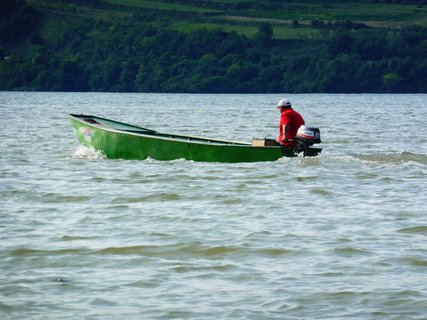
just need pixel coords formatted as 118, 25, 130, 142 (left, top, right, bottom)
277, 98, 305, 146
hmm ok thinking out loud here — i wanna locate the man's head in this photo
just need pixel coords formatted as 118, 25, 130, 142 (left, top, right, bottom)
277, 98, 292, 111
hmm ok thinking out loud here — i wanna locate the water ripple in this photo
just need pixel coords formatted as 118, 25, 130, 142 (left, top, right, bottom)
1, 92, 427, 320
398, 226, 427, 235
351, 151, 427, 167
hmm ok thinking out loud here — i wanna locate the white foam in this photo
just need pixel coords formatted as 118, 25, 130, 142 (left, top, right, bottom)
72, 145, 106, 160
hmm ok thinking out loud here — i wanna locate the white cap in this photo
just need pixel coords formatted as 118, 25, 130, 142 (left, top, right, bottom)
277, 98, 292, 108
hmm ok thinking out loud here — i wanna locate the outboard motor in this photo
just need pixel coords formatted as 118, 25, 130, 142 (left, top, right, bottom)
294, 125, 321, 156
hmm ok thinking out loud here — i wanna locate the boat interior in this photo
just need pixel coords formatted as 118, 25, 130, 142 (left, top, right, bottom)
71, 114, 251, 146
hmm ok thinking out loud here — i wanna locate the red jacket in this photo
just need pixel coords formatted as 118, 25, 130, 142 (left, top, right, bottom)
278, 108, 305, 146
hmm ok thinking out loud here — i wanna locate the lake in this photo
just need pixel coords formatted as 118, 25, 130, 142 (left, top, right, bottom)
1, 92, 426, 319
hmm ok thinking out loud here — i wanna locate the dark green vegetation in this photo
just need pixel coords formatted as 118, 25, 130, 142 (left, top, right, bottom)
1, 0, 427, 93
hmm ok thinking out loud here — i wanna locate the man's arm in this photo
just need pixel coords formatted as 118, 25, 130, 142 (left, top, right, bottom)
281, 124, 290, 142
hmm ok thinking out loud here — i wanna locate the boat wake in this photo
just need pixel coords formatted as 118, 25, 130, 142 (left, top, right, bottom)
333, 151, 427, 168
352, 151, 427, 165
71, 145, 106, 160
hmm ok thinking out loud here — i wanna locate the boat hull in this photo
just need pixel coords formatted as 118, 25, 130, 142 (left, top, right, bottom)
69, 114, 321, 162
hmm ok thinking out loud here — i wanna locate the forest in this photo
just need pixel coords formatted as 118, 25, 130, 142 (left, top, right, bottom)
1, 0, 427, 93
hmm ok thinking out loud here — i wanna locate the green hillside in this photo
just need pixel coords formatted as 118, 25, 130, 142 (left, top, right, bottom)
1, 0, 427, 92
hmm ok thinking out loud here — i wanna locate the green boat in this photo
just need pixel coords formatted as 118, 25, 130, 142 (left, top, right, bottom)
69, 114, 322, 162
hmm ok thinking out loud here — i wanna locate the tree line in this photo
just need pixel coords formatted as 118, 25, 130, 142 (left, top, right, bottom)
0, 1, 426, 93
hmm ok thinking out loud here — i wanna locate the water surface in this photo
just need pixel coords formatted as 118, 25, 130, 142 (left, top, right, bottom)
1, 92, 426, 319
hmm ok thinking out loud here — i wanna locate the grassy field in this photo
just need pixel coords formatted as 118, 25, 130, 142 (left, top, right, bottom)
101, 0, 427, 23
100, 0, 427, 36
103, 0, 217, 13
173, 22, 318, 39
28, 0, 427, 41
